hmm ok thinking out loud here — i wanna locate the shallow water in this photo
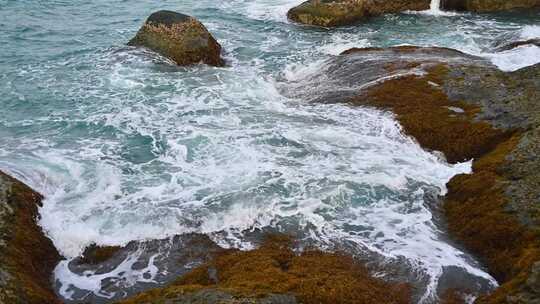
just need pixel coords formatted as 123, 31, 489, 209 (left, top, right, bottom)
0, 0, 539, 302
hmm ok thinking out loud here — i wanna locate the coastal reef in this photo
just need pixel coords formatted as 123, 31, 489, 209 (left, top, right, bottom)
328, 46, 540, 303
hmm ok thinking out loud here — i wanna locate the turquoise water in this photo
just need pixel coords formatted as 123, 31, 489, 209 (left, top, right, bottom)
1, 0, 539, 302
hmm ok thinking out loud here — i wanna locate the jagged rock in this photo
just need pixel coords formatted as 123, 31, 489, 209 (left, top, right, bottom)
0, 171, 61, 303
287, 0, 430, 27
128, 10, 224, 66
442, 0, 540, 12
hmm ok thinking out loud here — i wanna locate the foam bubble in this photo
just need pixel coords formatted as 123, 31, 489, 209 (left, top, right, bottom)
487, 44, 540, 71
520, 25, 540, 39
318, 35, 371, 55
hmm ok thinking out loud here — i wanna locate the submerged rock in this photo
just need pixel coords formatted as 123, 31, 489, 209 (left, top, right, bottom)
60, 233, 226, 303
442, 0, 540, 12
287, 0, 430, 27
128, 10, 224, 66
78, 243, 122, 265
290, 45, 540, 302
0, 171, 61, 303
495, 38, 540, 51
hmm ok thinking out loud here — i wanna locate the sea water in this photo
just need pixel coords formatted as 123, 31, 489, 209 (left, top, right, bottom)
0, 0, 539, 302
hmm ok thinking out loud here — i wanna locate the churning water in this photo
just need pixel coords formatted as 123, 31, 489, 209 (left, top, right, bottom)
0, 0, 539, 302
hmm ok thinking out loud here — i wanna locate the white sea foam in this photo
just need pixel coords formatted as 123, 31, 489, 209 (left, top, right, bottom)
480, 24, 540, 71
520, 25, 540, 39
218, 0, 304, 22
487, 44, 540, 71
19, 55, 495, 301
318, 35, 371, 55
405, 0, 462, 17
56, 248, 159, 300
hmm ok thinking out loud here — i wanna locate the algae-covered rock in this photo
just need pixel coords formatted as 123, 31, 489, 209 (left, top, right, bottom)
0, 171, 61, 303
128, 10, 224, 66
118, 288, 297, 304
118, 235, 411, 304
442, 0, 540, 12
287, 0, 430, 27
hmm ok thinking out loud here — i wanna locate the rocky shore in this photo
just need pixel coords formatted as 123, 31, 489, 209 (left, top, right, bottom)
0, 171, 61, 303
58, 46, 539, 303
315, 46, 540, 302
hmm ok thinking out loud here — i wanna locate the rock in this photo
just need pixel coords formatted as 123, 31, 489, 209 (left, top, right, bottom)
0, 171, 61, 303
287, 0, 430, 27
118, 288, 298, 304
496, 38, 540, 51
117, 234, 411, 304
62, 233, 226, 303
128, 10, 224, 66
442, 0, 540, 12
506, 262, 540, 304
77, 243, 122, 265
285, 46, 540, 302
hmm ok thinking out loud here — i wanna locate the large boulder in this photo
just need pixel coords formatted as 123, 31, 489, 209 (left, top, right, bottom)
287, 0, 430, 27
128, 10, 224, 66
442, 0, 540, 11
0, 171, 61, 303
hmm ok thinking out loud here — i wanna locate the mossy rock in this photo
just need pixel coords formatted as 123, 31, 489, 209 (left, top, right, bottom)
118, 235, 410, 304
442, 0, 540, 12
287, 0, 430, 27
0, 171, 61, 303
128, 10, 224, 66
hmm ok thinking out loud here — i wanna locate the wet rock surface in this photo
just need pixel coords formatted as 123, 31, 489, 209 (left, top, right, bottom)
287, 0, 430, 27
495, 38, 540, 51
128, 10, 224, 66
117, 288, 297, 304
117, 235, 410, 304
296, 46, 540, 303
442, 0, 540, 12
0, 171, 61, 303
58, 233, 226, 303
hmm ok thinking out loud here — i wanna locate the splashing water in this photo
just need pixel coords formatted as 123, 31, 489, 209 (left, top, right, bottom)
430, 0, 441, 13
